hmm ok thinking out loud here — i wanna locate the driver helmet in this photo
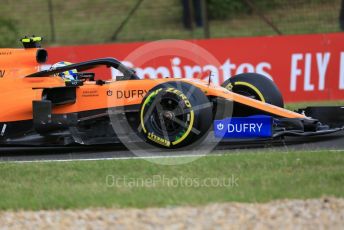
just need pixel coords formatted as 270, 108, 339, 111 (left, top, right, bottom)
50, 61, 77, 81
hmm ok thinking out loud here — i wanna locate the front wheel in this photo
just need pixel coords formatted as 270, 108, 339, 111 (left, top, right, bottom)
222, 73, 284, 108
139, 82, 212, 148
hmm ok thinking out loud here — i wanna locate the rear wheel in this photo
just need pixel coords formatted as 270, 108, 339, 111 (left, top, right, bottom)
222, 73, 284, 108
140, 82, 212, 148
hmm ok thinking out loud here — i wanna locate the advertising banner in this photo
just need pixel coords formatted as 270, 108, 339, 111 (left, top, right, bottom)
46, 33, 344, 102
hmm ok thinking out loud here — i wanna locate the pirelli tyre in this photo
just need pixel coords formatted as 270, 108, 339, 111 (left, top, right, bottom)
140, 82, 212, 148
222, 73, 284, 108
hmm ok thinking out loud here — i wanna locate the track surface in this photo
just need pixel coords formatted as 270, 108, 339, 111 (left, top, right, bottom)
0, 130, 343, 162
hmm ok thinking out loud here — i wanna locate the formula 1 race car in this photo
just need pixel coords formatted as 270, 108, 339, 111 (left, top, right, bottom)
0, 37, 343, 148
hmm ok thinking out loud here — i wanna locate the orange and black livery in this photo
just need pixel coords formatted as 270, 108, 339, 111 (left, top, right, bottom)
0, 36, 343, 148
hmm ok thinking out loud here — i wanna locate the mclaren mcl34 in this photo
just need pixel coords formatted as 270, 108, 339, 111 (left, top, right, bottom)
0, 37, 343, 148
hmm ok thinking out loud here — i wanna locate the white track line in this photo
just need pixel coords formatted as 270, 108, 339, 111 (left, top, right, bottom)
3, 153, 219, 164
1, 149, 343, 164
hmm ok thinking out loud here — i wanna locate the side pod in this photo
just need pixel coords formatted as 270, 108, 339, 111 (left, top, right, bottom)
33, 100, 78, 133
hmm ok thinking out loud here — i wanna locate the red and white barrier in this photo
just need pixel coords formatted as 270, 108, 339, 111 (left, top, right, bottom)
46, 33, 344, 102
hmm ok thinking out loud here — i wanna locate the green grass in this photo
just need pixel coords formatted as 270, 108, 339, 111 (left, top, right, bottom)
0, 150, 343, 210
285, 100, 344, 111
0, 0, 340, 46
210, 0, 341, 38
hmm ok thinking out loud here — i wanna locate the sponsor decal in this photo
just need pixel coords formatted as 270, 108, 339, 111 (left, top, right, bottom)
214, 116, 272, 138
107, 90, 113, 96
0, 51, 12, 55
0, 70, 5, 78
82, 89, 99, 97
108, 90, 148, 99
69, 80, 79, 86
116, 89, 147, 99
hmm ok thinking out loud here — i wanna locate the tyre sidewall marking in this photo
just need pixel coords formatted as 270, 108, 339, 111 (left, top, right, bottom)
140, 88, 163, 133
147, 132, 171, 147
234, 81, 266, 102
224, 82, 233, 91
